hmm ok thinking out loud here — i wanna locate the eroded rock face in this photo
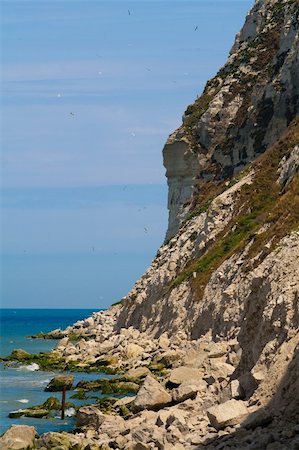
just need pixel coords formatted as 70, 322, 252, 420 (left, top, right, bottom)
39, 2, 299, 449
163, 0, 299, 239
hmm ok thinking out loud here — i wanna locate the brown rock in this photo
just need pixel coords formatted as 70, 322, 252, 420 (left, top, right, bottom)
133, 375, 172, 412
207, 399, 248, 430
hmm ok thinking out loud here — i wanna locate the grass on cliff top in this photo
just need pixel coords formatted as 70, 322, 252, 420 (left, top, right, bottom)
169, 117, 299, 297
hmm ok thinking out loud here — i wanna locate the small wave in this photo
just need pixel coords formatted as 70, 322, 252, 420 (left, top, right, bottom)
64, 408, 76, 417
17, 399, 29, 403
19, 363, 40, 371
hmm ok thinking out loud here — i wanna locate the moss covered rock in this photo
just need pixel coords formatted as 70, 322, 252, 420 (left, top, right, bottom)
10, 349, 30, 361
45, 375, 74, 392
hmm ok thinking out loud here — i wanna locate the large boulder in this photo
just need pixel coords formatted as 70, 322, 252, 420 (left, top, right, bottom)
133, 375, 172, 412
168, 366, 203, 385
0, 425, 36, 450
45, 374, 74, 392
76, 405, 105, 429
207, 399, 248, 430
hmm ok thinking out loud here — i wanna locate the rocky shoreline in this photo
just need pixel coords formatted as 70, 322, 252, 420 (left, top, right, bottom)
1, 0, 299, 448
1, 308, 298, 449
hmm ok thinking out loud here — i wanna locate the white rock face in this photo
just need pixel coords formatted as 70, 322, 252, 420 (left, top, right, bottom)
163, 0, 299, 239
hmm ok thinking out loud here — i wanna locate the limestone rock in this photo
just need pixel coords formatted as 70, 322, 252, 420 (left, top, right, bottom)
133, 375, 172, 411
172, 379, 207, 402
0, 425, 36, 450
169, 366, 203, 385
230, 379, 243, 399
207, 399, 248, 430
76, 406, 105, 429
125, 366, 151, 379
125, 343, 144, 359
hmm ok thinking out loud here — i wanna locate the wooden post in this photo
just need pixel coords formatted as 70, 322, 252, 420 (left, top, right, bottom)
61, 385, 66, 420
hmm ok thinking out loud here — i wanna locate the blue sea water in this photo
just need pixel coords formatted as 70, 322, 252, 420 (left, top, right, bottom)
0, 309, 111, 435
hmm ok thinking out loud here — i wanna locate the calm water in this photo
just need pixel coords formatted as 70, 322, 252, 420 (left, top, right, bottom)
0, 309, 110, 435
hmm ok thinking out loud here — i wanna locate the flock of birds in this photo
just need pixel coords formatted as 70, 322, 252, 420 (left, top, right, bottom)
54, 9, 199, 241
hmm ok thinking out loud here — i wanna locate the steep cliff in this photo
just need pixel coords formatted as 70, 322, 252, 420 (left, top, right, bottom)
32, 1, 299, 448
164, 0, 299, 239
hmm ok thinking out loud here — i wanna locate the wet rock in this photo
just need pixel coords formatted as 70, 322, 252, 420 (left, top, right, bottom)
45, 375, 74, 392
9, 349, 30, 361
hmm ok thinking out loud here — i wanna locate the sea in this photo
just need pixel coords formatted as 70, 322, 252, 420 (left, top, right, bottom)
0, 308, 111, 435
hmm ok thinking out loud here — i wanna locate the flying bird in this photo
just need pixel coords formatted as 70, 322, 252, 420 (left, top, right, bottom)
195, 26, 198, 31
70, 112, 75, 116
128, 9, 131, 15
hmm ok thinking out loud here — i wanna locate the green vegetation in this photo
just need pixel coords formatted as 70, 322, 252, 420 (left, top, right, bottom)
2, 349, 119, 374
168, 117, 299, 299
75, 377, 140, 395
8, 397, 72, 420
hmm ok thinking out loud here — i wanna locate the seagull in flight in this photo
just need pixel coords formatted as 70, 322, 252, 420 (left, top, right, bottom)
128, 9, 131, 15
195, 26, 198, 31
70, 112, 75, 116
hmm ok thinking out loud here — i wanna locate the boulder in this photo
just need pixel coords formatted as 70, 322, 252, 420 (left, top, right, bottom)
230, 379, 243, 399
0, 425, 36, 450
172, 379, 207, 402
36, 431, 82, 449
133, 375, 172, 412
76, 405, 105, 429
242, 407, 272, 429
209, 360, 235, 381
207, 399, 248, 430
168, 366, 203, 385
125, 343, 144, 359
45, 375, 74, 392
10, 349, 30, 361
125, 366, 151, 379
114, 396, 136, 406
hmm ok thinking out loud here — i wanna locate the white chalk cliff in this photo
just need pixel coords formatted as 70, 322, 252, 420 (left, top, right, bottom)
20, 1, 299, 449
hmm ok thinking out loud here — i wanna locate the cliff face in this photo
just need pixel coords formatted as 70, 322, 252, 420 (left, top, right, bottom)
49, 1, 299, 448
164, 0, 299, 240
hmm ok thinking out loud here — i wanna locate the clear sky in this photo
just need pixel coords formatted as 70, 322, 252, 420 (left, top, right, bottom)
0, 0, 253, 309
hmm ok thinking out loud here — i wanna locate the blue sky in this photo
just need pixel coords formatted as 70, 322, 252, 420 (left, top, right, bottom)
1, 0, 253, 308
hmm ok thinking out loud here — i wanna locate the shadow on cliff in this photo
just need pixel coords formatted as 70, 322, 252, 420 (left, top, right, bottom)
194, 345, 299, 449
